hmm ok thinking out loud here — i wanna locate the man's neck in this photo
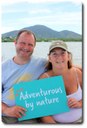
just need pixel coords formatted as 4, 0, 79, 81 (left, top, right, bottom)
13, 56, 31, 65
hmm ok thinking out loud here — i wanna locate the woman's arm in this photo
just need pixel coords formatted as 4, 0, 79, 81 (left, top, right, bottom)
68, 68, 82, 108
41, 116, 56, 124
76, 68, 82, 89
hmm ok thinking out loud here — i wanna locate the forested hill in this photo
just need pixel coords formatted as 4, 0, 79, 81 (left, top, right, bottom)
2, 25, 81, 40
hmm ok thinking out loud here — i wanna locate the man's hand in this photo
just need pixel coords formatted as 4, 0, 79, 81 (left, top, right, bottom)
2, 103, 26, 118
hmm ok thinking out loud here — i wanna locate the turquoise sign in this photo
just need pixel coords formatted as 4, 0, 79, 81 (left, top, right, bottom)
13, 76, 70, 121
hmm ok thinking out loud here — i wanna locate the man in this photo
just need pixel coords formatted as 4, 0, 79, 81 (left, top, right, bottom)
2, 30, 46, 124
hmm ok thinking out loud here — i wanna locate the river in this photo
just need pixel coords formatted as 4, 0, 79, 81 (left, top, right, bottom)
2, 42, 82, 66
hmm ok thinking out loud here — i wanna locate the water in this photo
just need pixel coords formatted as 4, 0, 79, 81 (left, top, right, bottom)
2, 42, 82, 66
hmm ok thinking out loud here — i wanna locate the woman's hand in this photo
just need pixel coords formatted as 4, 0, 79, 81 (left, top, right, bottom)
68, 97, 82, 108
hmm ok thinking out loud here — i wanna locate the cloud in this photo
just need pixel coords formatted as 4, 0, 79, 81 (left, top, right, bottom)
23, 11, 81, 24
1, 0, 24, 5
1, 0, 82, 34
1, 0, 82, 6
30, 9, 51, 14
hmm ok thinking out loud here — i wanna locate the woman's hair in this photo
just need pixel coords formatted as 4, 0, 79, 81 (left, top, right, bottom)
45, 51, 73, 70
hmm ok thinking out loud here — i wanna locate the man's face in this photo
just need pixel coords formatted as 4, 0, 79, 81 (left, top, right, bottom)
15, 32, 35, 59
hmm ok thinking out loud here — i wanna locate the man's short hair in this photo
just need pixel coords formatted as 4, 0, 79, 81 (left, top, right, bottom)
16, 30, 36, 45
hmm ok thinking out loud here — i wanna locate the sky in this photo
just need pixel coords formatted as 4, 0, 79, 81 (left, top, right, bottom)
1, 0, 82, 34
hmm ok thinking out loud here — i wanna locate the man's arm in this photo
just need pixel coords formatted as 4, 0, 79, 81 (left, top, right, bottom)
2, 102, 26, 118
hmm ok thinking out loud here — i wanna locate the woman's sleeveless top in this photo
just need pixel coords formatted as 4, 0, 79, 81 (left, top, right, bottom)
44, 69, 82, 123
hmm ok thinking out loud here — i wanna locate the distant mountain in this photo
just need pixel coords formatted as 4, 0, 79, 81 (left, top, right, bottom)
2, 25, 81, 39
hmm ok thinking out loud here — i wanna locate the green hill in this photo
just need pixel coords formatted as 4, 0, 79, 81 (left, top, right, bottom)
2, 25, 82, 42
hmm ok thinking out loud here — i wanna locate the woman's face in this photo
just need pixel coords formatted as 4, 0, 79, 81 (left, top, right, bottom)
49, 48, 69, 69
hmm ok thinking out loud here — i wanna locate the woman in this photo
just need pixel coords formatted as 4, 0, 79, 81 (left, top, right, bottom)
39, 40, 82, 124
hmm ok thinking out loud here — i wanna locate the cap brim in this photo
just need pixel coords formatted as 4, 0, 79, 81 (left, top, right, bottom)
49, 46, 69, 52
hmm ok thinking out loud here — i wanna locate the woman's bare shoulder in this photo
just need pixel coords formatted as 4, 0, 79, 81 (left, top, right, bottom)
39, 72, 49, 79
75, 67, 82, 75
72, 66, 82, 74
73, 65, 82, 72
73, 67, 82, 87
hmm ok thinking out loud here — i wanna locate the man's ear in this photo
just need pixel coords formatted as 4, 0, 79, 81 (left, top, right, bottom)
14, 41, 17, 45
